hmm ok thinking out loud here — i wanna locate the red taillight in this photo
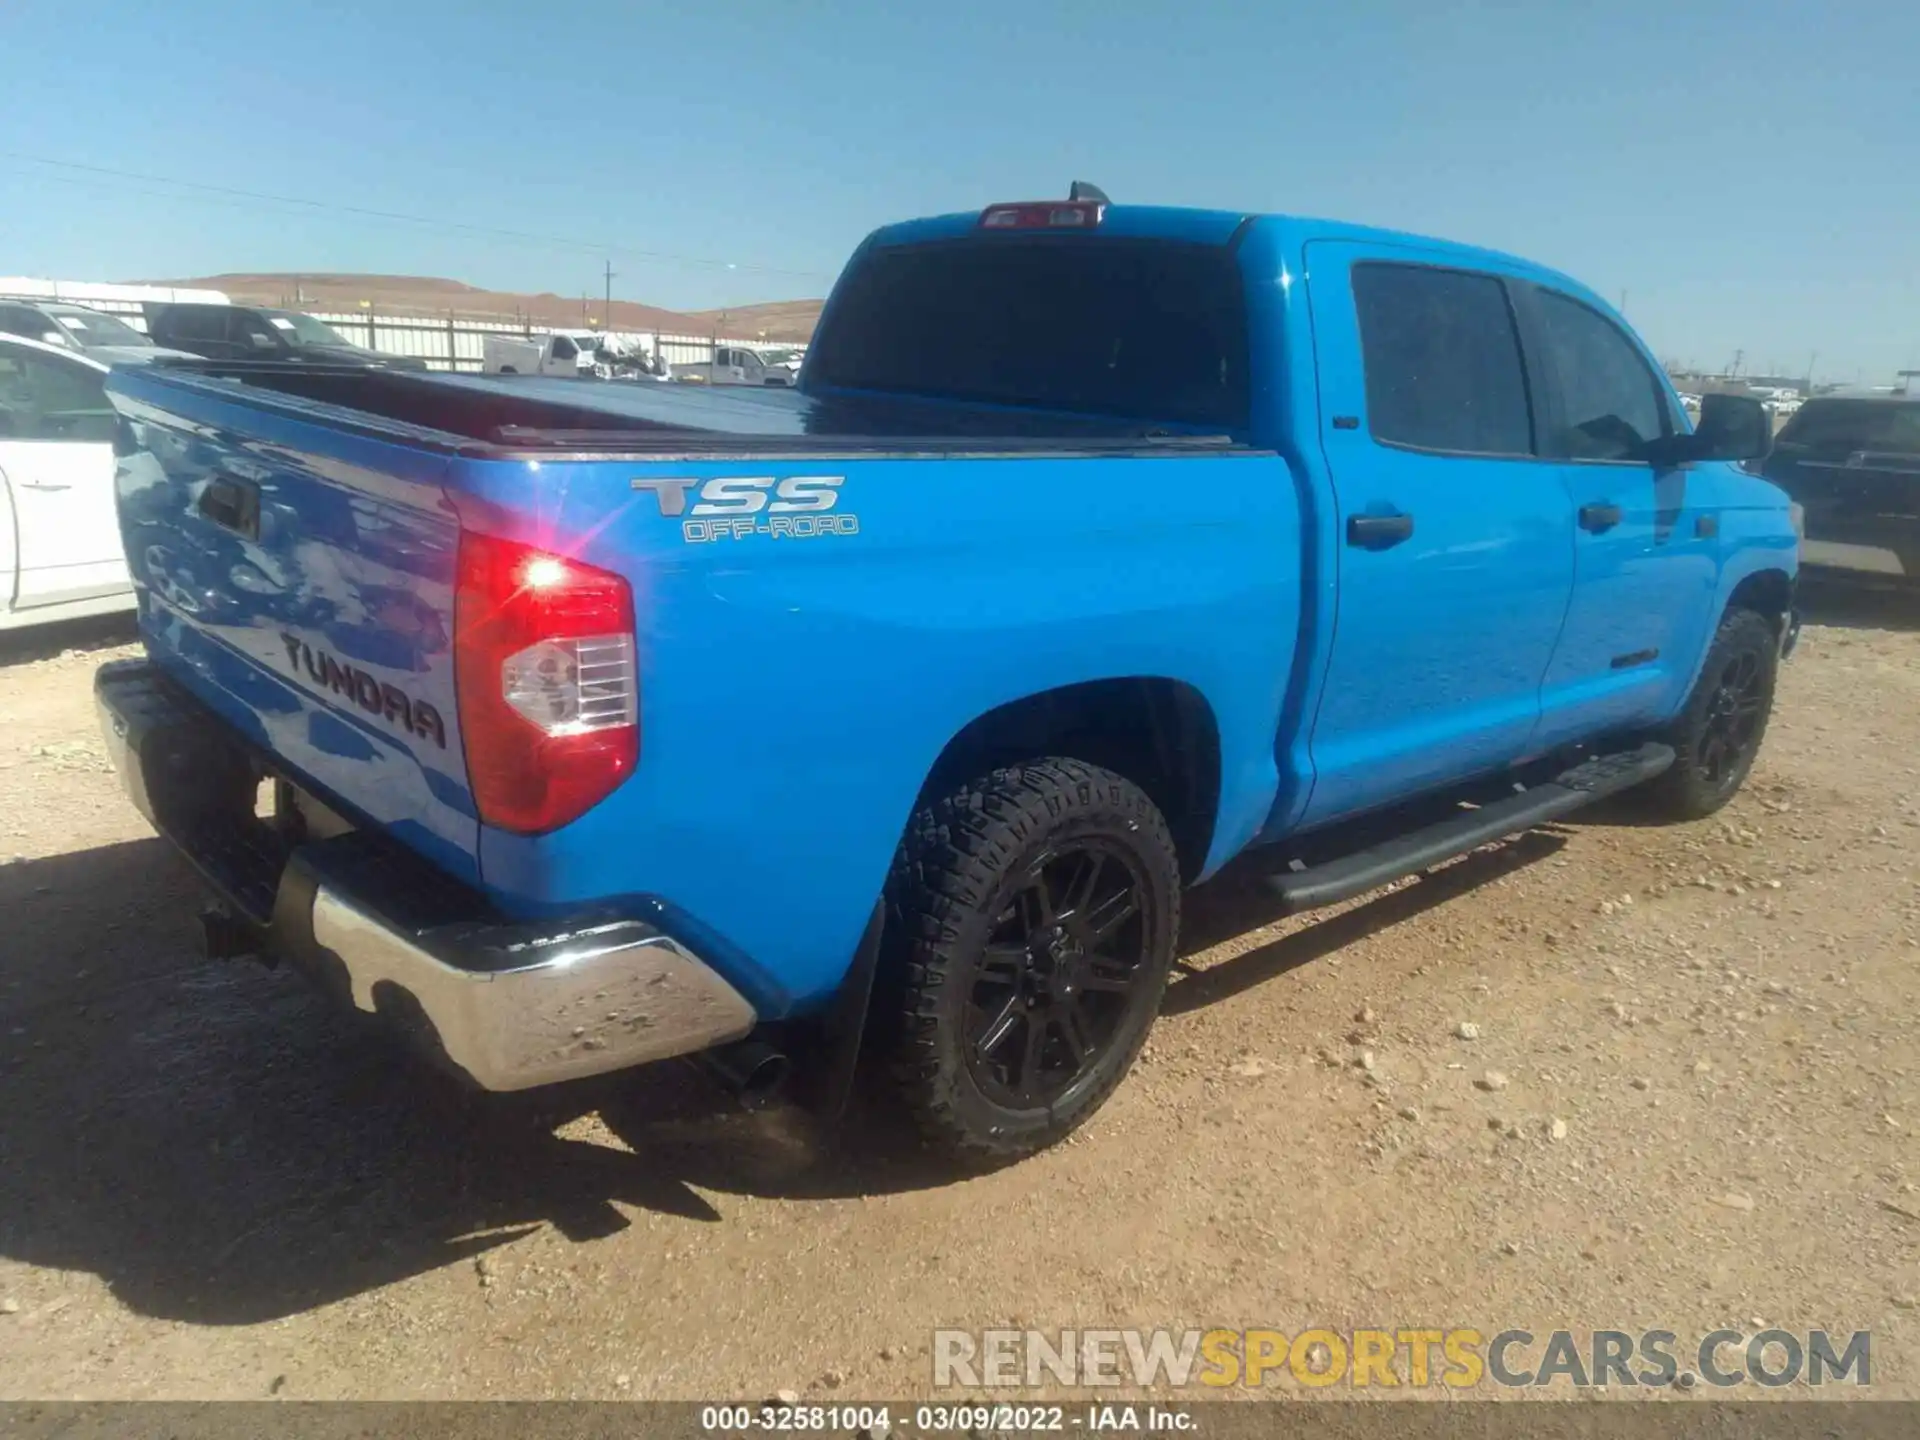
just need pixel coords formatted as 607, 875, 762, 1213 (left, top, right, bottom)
979, 201, 1106, 230
453, 530, 638, 835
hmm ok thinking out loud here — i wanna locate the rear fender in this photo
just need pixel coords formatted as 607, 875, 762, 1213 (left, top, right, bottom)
451, 446, 1302, 1013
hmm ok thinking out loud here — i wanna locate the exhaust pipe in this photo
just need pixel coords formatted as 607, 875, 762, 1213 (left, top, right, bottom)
692, 1038, 791, 1111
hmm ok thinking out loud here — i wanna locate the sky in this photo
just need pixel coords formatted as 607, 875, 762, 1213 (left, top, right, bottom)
1, 0, 1914, 382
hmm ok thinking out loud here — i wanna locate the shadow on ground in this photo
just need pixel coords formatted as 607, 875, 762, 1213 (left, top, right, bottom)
0, 824, 1564, 1327
0, 613, 139, 669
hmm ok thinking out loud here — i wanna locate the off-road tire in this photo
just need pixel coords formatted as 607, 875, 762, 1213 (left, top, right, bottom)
881, 759, 1180, 1164
1637, 607, 1780, 820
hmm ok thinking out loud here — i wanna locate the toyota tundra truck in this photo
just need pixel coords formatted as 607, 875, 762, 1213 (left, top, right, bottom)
96, 190, 1799, 1162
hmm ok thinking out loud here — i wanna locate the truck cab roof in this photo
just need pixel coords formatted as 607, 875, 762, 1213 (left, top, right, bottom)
862, 203, 1604, 313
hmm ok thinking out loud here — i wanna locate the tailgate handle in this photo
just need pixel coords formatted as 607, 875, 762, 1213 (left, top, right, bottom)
198, 475, 261, 540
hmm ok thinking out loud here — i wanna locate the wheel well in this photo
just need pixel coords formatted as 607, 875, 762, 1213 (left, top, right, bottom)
1727, 568, 1793, 637
917, 679, 1222, 883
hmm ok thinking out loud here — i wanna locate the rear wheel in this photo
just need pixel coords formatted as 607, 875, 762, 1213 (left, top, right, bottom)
1637, 607, 1779, 820
882, 760, 1179, 1163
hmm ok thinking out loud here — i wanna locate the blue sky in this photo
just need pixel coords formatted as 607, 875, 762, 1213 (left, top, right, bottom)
2, 0, 1913, 381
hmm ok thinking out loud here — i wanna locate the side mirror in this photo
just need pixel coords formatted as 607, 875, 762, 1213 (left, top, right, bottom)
1691, 392, 1772, 463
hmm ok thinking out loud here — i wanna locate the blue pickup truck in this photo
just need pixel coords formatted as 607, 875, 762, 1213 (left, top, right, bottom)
96, 190, 1798, 1161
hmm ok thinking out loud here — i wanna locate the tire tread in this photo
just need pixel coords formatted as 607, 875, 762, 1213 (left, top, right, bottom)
881, 759, 1180, 1161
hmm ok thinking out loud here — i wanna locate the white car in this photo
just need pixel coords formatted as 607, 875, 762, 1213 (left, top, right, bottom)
0, 334, 136, 631
0, 298, 197, 364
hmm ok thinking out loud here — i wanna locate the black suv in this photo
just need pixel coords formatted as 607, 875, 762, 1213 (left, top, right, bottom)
144, 304, 425, 369
1761, 390, 1920, 583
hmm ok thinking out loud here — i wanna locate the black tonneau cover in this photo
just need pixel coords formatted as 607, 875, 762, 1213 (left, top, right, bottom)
143, 360, 1244, 458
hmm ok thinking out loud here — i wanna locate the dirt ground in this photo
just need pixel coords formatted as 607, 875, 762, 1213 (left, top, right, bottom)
1, 582, 1917, 1403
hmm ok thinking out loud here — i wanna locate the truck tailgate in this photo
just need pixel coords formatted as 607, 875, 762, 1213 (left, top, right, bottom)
109, 368, 478, 882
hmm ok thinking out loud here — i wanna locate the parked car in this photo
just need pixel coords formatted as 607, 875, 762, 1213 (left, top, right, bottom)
757, 346, 805, 384
669, 344, 794, 386
1758, 390, 1920, 581
0, 298, 195, 363
145, 303, 426, 369
481, 331, 606, 378
96, 192, 1795, 1162
0, 334, 142, 630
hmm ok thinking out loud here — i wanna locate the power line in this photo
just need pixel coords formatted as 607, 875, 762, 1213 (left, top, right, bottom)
0, 150, 833, 281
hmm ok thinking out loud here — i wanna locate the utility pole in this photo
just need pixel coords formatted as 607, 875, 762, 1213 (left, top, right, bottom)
1806, 351, 1817, 390
1730, 349, 1744, 379
603, 260, 616, 330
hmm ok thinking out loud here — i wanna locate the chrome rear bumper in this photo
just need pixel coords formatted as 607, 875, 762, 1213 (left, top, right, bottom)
297, 880, 756, 1092
95, 660, 756, 1091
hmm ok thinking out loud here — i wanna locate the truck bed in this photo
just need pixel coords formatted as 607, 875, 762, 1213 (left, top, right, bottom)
136, 360, 1249, 457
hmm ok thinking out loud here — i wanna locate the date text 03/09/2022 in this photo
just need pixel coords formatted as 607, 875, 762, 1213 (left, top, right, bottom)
698, 1403, 1197, 1434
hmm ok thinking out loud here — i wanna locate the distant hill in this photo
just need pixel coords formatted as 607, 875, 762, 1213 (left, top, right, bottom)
140, 273, 825, 342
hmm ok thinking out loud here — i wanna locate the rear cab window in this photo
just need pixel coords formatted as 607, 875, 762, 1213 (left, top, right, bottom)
804, 236, 1250, 430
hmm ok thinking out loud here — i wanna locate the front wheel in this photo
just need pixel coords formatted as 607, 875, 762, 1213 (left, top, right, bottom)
1637, 607, 1780, 820
881, 760, 1180, 1163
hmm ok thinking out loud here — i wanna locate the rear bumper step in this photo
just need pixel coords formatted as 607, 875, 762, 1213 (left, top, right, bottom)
1267, 742, 1676, 913
95, 660, 756, 1091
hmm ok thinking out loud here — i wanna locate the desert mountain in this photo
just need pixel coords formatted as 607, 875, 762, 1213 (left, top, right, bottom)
142, 273, 824, 342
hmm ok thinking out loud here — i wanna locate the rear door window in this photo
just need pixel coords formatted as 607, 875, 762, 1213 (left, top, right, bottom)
0, 305, 54, 342
1351, 263, 1535, 456
0, 349, 112, 442
231, 312, 283, 352
160, 308, 226, 343
806, 237, 1250, 429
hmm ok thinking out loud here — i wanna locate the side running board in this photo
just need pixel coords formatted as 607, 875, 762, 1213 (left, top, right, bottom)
1267, 742, 1675, 914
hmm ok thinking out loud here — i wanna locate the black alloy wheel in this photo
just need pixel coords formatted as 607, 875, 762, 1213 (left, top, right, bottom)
1696, 647, 1767, 790
1637, 606, 1779, 820
963, 842, 1151, 1110
881, 759, 1181, 1162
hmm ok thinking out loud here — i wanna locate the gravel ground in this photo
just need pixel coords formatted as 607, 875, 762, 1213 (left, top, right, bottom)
0, 583, 1916, 1403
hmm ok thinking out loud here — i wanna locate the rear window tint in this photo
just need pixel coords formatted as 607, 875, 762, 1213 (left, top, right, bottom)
158, 307, 225, 342
1352, 263, 1534, 457
1777, 399, 1920, 455
805, 237, 1249, 430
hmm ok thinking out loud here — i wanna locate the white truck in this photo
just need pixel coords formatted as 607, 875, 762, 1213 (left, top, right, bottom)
668, 344, 796, 387
481, 331, 607, 378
